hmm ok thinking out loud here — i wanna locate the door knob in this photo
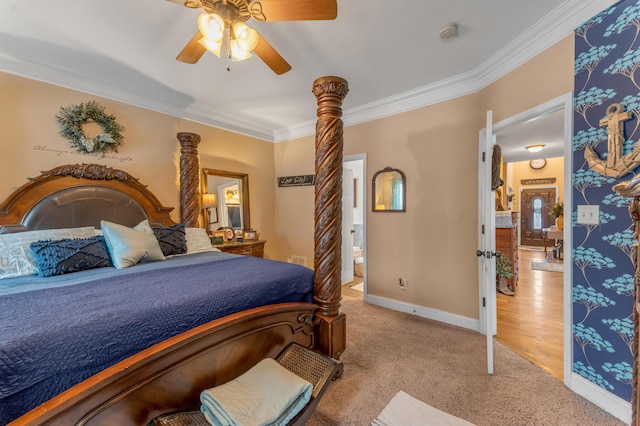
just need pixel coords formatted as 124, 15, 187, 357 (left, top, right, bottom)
476, 250, 500, 258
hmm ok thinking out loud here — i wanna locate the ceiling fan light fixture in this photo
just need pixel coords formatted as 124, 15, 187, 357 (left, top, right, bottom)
198, 37, 222, 57
526, 144, 545, 153
198, 13, 225, 42
233, 21, 259, 52
230, 39, 253, 61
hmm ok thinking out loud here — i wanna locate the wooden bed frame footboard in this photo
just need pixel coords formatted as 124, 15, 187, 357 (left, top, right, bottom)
11, 303, 318, 426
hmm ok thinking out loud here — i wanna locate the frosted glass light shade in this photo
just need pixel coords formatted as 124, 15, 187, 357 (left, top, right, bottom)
230, 39, 253, 61
198, 37, 222, 57
526, 144, 545, 153
233, 22, 259, 52
198, 13, 224, 42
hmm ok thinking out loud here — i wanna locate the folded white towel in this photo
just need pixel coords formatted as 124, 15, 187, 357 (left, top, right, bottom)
200, 358, 313, 426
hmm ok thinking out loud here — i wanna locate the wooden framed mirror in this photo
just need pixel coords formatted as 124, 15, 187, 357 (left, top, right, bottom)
372, 167, 406, 212
202, 168, 250, 233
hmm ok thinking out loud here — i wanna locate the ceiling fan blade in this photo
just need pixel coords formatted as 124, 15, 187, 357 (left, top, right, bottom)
176, 32, 207, 64
250, 0, 337, 22
252, 34, 291, 75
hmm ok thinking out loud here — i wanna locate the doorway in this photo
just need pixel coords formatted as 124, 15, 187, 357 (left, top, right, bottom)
480, 93, 572, 384
343, 155, 366, 297
520, 187, 557, 247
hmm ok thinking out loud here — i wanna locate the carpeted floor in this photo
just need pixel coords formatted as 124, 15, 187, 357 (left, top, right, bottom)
308, 298, 625, 426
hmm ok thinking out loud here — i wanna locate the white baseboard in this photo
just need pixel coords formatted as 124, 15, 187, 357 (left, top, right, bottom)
570, 373, 632, 425
364, 294, 479, 331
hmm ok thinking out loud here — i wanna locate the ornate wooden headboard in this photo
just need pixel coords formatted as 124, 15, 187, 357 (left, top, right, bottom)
0, 163, 175, 234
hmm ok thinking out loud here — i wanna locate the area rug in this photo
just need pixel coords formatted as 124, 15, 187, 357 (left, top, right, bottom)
371, 391, 475, 426
531, 261, 564, 273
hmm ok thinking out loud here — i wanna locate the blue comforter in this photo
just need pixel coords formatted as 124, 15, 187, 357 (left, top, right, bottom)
0, 251, 314, 424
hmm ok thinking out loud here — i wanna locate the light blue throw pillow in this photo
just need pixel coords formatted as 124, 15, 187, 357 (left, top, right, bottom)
100, 220, 165, 269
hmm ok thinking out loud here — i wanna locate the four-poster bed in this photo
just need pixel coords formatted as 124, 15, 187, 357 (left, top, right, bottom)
1, 76, 349, 425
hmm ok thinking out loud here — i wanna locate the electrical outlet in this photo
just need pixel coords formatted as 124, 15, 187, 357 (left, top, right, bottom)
399, 278, 408, 289
577, 205, 599, 225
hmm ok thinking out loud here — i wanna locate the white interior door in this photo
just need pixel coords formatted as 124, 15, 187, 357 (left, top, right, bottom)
478, 110, 496, 375
341, 168, 354, 284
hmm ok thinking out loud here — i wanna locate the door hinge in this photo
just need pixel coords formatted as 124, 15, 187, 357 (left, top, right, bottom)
482, 225, 485, 234
482, 152, 486, 162
483, 297, 486, 307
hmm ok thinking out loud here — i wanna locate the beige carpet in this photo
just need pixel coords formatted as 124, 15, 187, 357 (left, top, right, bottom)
531, 261, 564, 273
308, 298, 625, 426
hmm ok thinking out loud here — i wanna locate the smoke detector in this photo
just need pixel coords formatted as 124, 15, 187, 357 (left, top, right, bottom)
439, 23, 458, 40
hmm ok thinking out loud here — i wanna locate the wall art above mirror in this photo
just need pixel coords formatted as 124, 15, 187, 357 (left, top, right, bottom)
202, 168, 250, 233
372, 167, 406, 212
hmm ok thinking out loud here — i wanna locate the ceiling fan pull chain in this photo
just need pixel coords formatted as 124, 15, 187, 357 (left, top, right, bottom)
225, 26, 232, 71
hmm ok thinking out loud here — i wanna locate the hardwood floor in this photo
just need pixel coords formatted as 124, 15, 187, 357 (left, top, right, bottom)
342, 275, 364, 299
496, 248, 564, 380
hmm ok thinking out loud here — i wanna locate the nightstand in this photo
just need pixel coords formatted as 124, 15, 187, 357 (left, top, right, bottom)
212, 240, 266, 258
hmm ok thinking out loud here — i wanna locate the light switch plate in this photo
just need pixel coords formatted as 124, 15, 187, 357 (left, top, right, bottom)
577, 205, 599, 225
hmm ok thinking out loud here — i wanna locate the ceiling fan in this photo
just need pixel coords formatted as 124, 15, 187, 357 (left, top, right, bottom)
170, 0, 338, 75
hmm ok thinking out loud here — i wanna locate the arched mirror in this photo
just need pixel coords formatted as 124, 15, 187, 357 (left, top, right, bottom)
372, 167, 406, 212
202, 168, 250, 233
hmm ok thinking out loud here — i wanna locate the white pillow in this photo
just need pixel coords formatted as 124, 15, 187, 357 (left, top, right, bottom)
185, 227, 219, 253
0, 226, 96, 279
101, 220, 165, 269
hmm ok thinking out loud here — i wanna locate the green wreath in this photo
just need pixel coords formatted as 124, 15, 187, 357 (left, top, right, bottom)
55, 101, 124, 154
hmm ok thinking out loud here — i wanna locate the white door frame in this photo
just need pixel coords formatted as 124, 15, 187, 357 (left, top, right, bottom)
344, 154, 367, 296
341, 168, 354, 284
480, 92, 573, 384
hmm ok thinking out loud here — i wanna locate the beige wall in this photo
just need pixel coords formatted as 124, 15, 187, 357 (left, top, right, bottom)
274, 35, 574, 320
0, 71, 278, 257
2, 33, 574, 320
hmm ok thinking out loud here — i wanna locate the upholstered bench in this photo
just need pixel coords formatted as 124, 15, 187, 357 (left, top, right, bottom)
148, 343, 343, 426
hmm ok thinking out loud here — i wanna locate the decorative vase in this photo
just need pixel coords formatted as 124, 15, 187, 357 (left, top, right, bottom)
556, 215, 564, 230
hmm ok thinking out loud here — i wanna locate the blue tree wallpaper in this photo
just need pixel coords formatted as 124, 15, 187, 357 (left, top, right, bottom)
573, 0, 639, 401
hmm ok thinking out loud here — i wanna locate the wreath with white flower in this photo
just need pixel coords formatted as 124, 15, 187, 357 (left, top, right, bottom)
55, 101, 124, 154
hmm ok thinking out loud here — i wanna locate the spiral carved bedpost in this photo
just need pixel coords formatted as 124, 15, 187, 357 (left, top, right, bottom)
312, 76, 349, 359
614, 176, 640, 426
177, 132, 201, 228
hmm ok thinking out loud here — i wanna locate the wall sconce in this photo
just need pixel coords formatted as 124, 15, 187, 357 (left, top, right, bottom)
525, 144, 545, 153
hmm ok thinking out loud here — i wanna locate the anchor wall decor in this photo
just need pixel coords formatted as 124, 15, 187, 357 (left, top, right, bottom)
585, 102, 639, 178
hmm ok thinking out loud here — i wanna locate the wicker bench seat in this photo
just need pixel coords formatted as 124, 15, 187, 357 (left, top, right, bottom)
148, 343, 343, 426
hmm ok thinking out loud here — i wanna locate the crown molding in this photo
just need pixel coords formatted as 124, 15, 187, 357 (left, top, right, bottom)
273, 0, 619, 143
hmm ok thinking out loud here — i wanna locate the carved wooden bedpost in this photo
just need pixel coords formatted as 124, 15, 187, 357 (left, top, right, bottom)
614, 176, 640, 426
312, 76, 349, 359
177, 132, 201, 228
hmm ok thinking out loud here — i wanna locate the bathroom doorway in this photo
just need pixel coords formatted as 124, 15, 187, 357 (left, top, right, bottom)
343, 155, 366, 296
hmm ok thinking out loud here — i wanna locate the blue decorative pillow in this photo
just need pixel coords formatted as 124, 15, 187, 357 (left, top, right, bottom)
152, 224, 187, 256
30, 236, 113, 277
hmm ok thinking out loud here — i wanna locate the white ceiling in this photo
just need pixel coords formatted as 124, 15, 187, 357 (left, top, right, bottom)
0, 0, 617, 151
